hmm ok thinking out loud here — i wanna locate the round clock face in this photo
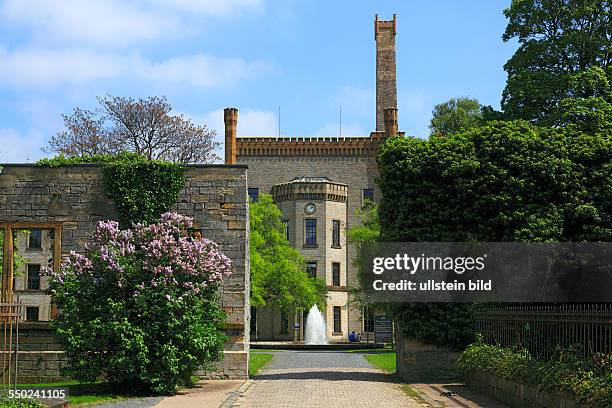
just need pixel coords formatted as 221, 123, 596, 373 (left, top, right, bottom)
304, 203, 316, 214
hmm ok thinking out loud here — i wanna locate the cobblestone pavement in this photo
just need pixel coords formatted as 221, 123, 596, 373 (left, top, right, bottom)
231, 351, 428, 408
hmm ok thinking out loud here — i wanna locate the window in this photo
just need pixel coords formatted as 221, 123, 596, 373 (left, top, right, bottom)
363, 188, 374, 203
283, 220, 290, 242
332, 220, 341, 248
332, 262, 340, 286
28, 229, 42, 250
364, 308, 375, 332
306, 261, 317, 279
248, 187, 259, 202
333, 306, 342, 334
305, 219, 317, 246
27, 264, 41, 290
280, 311, 289, 335
26, 307, 39, 321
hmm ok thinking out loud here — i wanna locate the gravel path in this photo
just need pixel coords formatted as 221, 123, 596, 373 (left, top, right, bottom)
231, 351, 427, 408
265, 350, 373, 369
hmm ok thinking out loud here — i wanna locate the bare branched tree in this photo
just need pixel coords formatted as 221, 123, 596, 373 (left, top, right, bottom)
45, 95, 220, 163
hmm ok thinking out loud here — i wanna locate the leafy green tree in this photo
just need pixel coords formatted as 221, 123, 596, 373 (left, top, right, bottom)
346, 202, 380, 308
250, 194, 326, 312
377, 120, 612, 349
501, 1, 612, 123
379, 120, 612, 242
429, 97, 483, 137
555, 67, 612, 134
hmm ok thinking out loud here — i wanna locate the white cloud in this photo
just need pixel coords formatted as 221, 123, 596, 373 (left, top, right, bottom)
0, 46, 269, 89
0, 0, 182, 47
0, 0, 267, 48
150, 0, 265, 16
0, 128, 48, 163
134, 53, 269, 89
195, 108, 277, 137
0, 47, 123, 87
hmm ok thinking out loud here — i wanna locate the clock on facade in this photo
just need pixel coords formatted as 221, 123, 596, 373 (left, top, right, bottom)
304, 203, 316, 214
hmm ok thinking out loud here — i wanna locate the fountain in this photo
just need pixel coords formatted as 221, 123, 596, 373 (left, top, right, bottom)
305, 304, 327, 345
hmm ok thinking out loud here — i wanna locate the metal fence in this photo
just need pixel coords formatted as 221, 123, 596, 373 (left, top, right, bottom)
475, 303, 612, 361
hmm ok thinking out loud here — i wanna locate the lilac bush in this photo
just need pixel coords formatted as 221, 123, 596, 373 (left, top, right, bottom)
46, 212, 232, 394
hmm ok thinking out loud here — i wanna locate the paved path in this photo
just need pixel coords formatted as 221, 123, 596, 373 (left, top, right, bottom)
154, 380, 245, 408
231, 351, 428, 408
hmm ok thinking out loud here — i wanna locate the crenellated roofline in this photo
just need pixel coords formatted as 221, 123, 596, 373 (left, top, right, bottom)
235, 131, 405, 157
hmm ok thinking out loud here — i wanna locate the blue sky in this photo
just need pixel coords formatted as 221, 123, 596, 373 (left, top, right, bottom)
0, 0, 516, 163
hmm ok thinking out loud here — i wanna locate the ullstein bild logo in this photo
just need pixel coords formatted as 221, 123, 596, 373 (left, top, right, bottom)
363, 242, 612, 303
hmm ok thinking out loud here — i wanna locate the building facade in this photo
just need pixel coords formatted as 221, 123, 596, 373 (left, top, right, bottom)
12, 229, 54, 322
227, 15, 401, 342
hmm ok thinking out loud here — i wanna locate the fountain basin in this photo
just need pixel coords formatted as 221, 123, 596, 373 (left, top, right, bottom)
250, 341, 386, 350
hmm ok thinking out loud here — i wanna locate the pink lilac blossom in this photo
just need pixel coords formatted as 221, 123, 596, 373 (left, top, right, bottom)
44, 212, 232, 300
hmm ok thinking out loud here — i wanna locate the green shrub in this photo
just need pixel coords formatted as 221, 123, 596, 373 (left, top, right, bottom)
377, 121, 612, 349
458, 341, 612, 407
393, 303, 475, 350
46, 213, 232, 394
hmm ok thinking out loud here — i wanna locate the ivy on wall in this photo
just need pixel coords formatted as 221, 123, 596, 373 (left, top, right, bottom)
38, 152, 186, 226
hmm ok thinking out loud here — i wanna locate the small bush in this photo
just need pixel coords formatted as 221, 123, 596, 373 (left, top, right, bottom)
46, 213, 232, 394
458, 340, 612, 407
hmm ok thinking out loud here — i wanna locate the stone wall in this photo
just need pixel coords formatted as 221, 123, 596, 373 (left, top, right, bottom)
0, 323, 66, 383
465, 369, 579, 408
395, 321, 460, 383
0, 164, 250, 379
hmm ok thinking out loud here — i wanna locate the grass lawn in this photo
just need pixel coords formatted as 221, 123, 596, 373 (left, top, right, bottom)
249, 352, 274, 377
363, 351, 396, 373
17, 381, 145, 406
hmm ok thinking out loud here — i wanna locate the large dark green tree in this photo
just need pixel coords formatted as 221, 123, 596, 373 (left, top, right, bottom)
501, 0, 612, 123
379, 121, 612, 243
377, 121, 612, 349
555, 67, 612, 133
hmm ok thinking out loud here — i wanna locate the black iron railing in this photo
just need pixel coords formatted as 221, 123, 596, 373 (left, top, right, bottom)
475, 303, 612, 360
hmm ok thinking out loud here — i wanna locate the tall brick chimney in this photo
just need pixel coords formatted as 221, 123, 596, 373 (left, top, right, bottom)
383, 107, 398, 137
375, 14, 397, 132
224, 107, 238, 165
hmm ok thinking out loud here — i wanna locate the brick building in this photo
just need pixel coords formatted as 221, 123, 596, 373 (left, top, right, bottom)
226, 15, 402, 342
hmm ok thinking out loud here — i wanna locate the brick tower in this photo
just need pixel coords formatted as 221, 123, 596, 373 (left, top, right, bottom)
374, 14, 398, 132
